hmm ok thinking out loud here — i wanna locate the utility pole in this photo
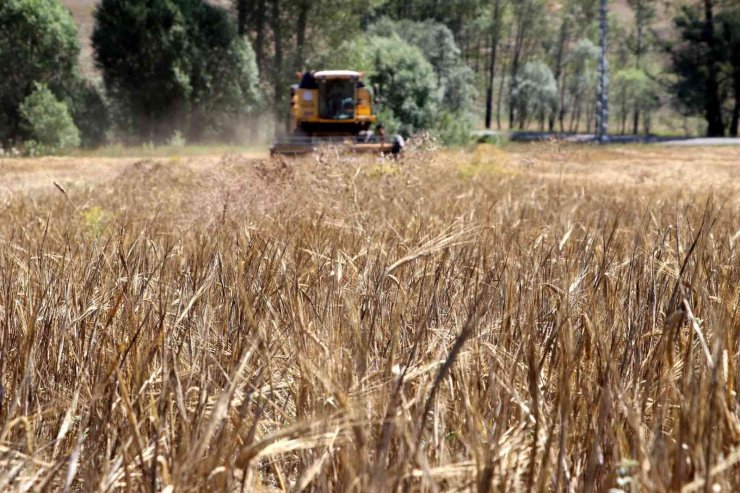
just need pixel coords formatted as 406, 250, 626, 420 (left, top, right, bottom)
596, 0, 609, 143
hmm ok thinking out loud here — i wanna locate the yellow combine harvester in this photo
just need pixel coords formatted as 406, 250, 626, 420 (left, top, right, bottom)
270, 70, 403, 156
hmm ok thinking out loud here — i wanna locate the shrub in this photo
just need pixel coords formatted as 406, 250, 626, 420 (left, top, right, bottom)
20, 84, 80, 151
0, 0, 80, 143
434, 111, 474, 146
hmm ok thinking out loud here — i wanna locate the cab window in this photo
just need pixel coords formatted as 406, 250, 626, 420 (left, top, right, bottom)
319, 79, 356, 120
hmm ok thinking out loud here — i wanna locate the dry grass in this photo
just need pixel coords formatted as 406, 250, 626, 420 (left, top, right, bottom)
0, 144, 739, 492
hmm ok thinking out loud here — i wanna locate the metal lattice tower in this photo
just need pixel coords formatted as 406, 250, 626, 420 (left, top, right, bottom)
597, 0, 609, 144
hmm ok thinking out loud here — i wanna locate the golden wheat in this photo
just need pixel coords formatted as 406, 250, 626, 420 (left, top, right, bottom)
0, 146, 738, 492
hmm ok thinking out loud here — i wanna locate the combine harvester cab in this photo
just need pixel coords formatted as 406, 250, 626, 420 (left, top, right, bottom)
270, 70, 403, 156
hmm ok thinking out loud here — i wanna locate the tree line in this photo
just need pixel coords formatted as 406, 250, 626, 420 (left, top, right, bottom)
1, 0, 738, 153
236, 0, 740, 138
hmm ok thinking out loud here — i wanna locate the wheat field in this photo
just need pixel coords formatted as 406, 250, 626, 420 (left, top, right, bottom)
0, 144, 739, 492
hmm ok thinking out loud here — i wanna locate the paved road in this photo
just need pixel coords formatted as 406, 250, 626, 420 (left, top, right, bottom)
661, 137, 740, 146
474, 131, 740, 146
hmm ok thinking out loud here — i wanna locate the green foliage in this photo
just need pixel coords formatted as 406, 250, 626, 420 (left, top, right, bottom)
568, 38, 599, 99
325, 34, 442, 136
370, 18, 459, 78
613, 69, 659, 108
310, 0, 387, 49
70, 81, 110, 148
669, 3, 740, 135
669, 6, 709, 117
378, 0, 489, 39
4, 0, 727, 146
19, 84, 80, 151
368, 17, 477, 114
182, 4, 261, 141
613, 68, 660, 131
434, 111, 474, 146
369, 36, 442, 136
511, 61, 558, 129
626, 0, 656, 56
717, 8, 740, 63
716, 6, 740, 135
0, 0, 80, 143
93, 0, 186, 143
329, 18, 474, 143
375, 107, 402, 136
93, 0, 262, 144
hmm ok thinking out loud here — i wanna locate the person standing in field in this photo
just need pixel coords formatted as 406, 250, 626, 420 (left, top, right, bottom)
376, 122, 386, 144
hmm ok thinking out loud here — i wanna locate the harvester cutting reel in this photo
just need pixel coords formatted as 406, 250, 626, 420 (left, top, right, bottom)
270, 133, 405, 157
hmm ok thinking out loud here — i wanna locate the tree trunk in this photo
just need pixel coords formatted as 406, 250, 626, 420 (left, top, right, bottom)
519, 107, 527, 130
255, 0, 266, 73
485, 0, 503, 129
632, 106, 640, 135
272, 0, 285, 129
550, 15, 570, 132
558, 70, 568, 132
496, 45, 508, 130
731, 63, 740, 136
621, 98, 627, 134
573, 106, 580, 133
508, 24, 525, 129
295, 0, 310, 71
508, 3, 532, 131
703, 0, 725, 136
632, 2, 643, 135
463, 31, 470, 66
236, 0, 248, 37
474, 34, 482, 75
